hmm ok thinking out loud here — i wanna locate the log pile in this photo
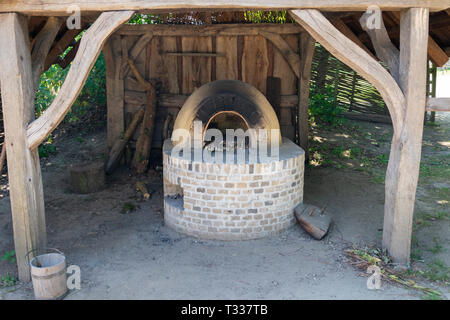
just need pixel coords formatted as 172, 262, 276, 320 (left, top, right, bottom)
105, 58, 158, 175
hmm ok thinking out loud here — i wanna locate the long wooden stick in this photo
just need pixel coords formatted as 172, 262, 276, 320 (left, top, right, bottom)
120, 32, 153, 78
105, 108, 144, 174
0, 141, 6, 173
259, 30, 301, 79
128, 58, 157, 174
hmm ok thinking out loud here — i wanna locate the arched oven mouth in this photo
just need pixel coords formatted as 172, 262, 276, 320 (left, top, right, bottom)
202, 110, 250, 152
171, 80, 282, 149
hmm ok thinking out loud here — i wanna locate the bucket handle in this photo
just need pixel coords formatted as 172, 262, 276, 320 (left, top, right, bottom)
25, 247, 65, 264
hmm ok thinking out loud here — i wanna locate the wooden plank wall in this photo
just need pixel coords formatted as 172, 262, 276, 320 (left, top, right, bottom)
104, 25, 303, 161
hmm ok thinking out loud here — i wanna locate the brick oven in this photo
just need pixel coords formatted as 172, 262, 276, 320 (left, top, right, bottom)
163, 80, 305, 240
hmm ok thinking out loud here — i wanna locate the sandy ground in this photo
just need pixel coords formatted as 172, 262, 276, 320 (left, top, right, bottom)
0, 115, 448, 300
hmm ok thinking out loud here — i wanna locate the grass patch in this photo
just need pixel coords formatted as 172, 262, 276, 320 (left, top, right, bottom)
1, 250, 15, 263
422, 292, 442, 300
419, 160, 449, 182
120, 202, 136, 214
412, 210, 449, 232
345, 246, 444, 297
370, 173, 385, 184
421, 259, 450, 284
428, 238, 444, 254
0, 273, 17, 288
307, 119, 393, 187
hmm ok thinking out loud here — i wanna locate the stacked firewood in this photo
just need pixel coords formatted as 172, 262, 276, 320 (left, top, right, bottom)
105, 59, 158, 176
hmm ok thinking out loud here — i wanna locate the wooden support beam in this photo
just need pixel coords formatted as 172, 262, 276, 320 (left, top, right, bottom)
31, 16, 62, 91
27, 10, 135, 151
119, 32, 153, 78
360, 11, 400, 82
0, 13, 46, 281
383, 8, 429, 264
298, 32, 315, 160
1, 1, 448, 15
427, 35, 449, 67
59, 40, 80, 69
426, 97, 450, 112
258, 30, 301, 79
44, 27, 85, 70
117, 23, 303, 36
104, 35, 125, 150
124, 92, 299, 109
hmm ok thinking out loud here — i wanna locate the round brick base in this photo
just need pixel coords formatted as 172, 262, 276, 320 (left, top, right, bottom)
163, 138, 304, 240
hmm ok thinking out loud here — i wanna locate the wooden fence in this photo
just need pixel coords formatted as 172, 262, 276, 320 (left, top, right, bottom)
311, 43, 389, 118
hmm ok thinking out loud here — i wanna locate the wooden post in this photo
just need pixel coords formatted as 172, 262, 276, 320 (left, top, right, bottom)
383, 8, 429, 264
0, 13, 46, 281
104, 35, 125, 150
298, 32, 315, 160
127, 59, 157, 174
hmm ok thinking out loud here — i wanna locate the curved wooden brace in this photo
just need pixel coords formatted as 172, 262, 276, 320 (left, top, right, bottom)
360, 11, 400, 82
27, 10, 134, 150
258, 30, 301, 79
120, 32, 154, 79
289, 9, 405, 134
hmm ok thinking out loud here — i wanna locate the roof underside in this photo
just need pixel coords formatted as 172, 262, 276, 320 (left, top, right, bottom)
26, 9, 450, 71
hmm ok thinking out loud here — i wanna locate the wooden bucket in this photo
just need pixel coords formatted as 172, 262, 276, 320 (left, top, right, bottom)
29, 249, 67, 300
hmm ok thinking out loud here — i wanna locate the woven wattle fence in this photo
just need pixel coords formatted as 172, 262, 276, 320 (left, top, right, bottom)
311, 44, 390, 120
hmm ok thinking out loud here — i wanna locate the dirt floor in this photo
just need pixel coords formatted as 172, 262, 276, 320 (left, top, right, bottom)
0, 113, 448, 300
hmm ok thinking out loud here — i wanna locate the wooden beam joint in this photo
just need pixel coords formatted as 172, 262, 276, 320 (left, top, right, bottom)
26, 10, 135, 151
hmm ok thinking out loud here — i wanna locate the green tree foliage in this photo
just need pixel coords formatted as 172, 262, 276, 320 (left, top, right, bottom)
35, 53, 106, 124
244, 10, 291, 23
128, 13, 164, 24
